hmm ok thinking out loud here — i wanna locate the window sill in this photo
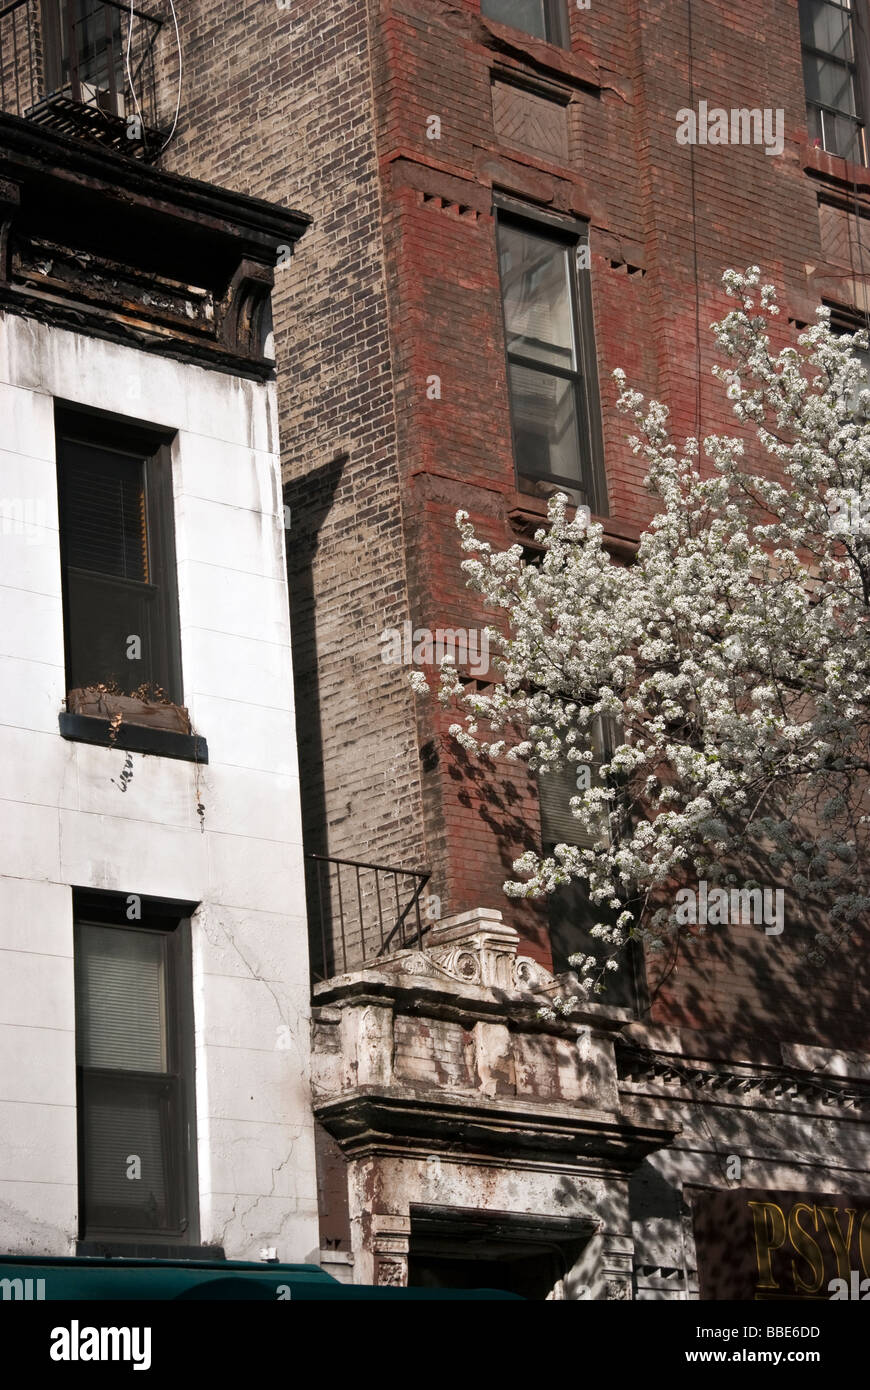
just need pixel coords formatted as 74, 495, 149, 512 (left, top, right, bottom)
802, 141, 870, 196
508, 495, 640, 559
478, 16, 599, 93
59, 712, 208, 764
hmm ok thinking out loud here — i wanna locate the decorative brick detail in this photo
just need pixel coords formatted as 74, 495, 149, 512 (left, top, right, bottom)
492, 79, 569, 162
818, 200, 865, 268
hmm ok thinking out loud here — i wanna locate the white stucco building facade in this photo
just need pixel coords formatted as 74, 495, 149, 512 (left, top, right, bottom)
0, 113, 319, 1264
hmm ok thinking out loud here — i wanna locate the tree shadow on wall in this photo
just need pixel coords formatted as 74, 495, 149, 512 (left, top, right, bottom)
443, 741, 870, 1053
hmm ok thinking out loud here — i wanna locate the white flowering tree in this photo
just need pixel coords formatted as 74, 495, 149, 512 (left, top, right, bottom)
412, 267, 870, 1004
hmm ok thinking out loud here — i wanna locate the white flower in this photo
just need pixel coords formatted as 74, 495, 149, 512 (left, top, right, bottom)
414, 268, 870, 998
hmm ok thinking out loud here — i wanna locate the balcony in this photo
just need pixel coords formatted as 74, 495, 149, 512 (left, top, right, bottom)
306, 854, 431, 981
0, 0, 168, 159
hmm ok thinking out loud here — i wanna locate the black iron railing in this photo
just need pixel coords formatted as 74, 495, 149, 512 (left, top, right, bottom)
306, 853, 431, 981
0, 0, 166, 157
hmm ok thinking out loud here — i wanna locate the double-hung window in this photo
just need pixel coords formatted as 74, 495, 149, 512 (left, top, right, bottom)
480, 0, 569, 48
74, 894, 197, 1246
537, 714, 614, 855
827, 308, 870, 415
842, 335, 870, 415
799, 0, 868, 163
537, 718, 639, 1005
56, 409, 182, 703
497, 212, 606, 513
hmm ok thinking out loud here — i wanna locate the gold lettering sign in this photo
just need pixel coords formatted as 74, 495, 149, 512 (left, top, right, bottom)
693, 1189, 870, 1300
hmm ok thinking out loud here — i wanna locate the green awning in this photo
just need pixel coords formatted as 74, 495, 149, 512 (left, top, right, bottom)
0, 1254, 521, 1300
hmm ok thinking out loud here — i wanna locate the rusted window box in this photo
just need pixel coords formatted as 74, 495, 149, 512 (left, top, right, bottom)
66, 688, 191, 733
60, 689, 207, 763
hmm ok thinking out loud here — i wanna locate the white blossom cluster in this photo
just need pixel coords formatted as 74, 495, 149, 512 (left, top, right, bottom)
414, 268, 870, 1004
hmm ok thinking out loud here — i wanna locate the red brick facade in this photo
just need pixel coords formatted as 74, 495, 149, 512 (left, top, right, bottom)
161, 0, 868, 1049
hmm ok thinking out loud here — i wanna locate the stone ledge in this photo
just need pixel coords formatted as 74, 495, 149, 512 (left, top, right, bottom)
314, 1086, 678, 1169
59, 712, 208, 764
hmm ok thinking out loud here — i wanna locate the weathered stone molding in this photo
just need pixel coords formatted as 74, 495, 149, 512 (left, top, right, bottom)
617, 1043, 870, 1115
315, 1088, 677, 1170
314, 907, 634, 1032
0, 112, 309, 379
312, 909, 679, 1167
311, 907, 678, 1297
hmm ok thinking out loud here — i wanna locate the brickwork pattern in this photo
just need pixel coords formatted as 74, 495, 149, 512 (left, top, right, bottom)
161, 0, 428, 882
155, 0, 865, 1047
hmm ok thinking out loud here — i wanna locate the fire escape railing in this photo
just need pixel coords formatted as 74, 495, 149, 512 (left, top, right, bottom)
306, 854, 431, 982
0, 0, 166, 158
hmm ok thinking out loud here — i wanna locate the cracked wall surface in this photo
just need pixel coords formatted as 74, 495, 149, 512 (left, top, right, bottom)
0, 313, 319, 1261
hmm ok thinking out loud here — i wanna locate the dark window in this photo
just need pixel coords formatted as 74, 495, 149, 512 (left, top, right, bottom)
842, 338, 870, 414
408, 1208, 588, 1300
56, 410, 182, 702
826, 305, 870, 415
497, 215, 606, 513
799, 0, 868, 163
481, 0, 569, 48
836, 326, 870, 415
538, 718, 639, 1006
74, 894, 197, 1245
41, 1, 125, 114
409, 1248, 562, 1298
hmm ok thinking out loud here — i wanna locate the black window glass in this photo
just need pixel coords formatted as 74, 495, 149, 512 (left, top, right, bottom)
57, 415, 182, 701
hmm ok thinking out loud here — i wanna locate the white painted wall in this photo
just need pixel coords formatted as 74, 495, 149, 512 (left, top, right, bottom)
0, 311, 319, 1261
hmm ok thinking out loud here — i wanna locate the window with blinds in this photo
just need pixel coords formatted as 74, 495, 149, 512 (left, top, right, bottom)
537, 717, 613, 851
76, 926, 167, 1072
537, 719, 640, 1006
56, 410, 182, 701
61, 446, 149, 583
74, 899, 194, 1244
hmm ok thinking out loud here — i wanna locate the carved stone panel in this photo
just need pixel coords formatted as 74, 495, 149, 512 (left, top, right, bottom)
375, 1256, 407, 1287
492, 80, 569, 164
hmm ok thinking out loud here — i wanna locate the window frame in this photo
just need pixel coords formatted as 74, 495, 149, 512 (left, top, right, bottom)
55, 405, 183, 706
494, 197, 608, 516
826, 302, 870, 419
536, 716, 644, 1007
40, 0, 124, 112
480, 0, 570, 49
536, 712, 616, 853
73, 890, 199, 1250
799, 0, 870, 164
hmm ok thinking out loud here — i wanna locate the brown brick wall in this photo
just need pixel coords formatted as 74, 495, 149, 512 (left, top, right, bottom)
161, 0, 428, 881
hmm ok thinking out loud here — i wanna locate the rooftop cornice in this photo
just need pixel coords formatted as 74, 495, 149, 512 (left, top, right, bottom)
0, 112, 310, 379
0, 111, 309, 247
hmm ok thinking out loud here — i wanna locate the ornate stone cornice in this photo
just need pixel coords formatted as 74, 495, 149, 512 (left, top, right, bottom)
312, 907, 633, 1033
314, 1087, 677, 1171
0, 112, 309, 379
617, 1045, 870, 1113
